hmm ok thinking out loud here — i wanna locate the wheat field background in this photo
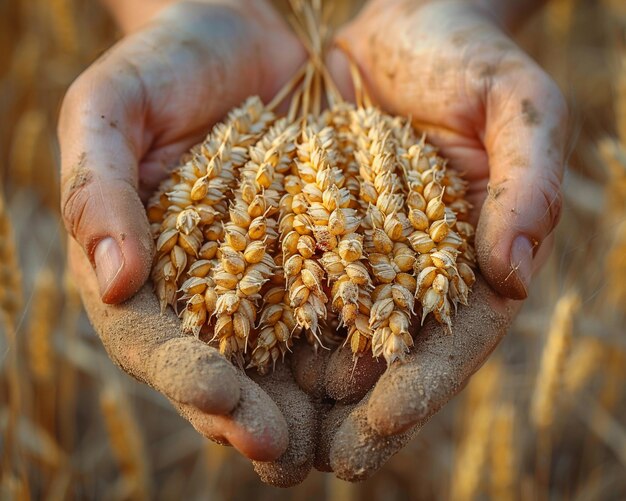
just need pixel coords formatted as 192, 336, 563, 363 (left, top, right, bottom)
1, 0, 626, 499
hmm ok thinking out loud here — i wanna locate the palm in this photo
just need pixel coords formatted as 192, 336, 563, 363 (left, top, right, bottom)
337, 1, 534, 226
114, 2, 306, 197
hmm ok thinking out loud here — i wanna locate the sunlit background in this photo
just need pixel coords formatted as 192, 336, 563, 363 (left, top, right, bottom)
1, 0, 625, 499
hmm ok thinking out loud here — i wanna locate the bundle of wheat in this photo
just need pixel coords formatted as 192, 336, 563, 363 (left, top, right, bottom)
147, 4, 475, 374
148, 86, 475, 373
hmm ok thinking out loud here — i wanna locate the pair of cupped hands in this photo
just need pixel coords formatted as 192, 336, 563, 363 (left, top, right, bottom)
59, 0, 567, 486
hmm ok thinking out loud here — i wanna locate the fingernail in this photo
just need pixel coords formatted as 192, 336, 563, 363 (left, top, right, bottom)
510, 235, 533, 299
94, 237, 124, 298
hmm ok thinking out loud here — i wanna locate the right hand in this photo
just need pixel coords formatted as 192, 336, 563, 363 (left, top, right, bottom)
315, 0, 567, 480
60, 0, 314, 486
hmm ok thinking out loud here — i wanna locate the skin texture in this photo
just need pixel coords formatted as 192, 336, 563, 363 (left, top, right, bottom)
329, 0, 567, 301
316, 0, 567, 480
59, 0, 306, 304
60, 0, 317, 487
59, 0, 567, 486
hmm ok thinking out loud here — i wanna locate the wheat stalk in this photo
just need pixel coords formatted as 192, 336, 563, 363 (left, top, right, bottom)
27, 267, 57, 382
489, 402, 517, 501
49, 0, 78, 53
531, 292, 580, 497
0, 192, 26, 486
57, 269, 81, 452
9, 109, 46, 188
531, 292, 581, 429
564, 337, 604, 395
449, 360, 501, 501
617, 44, 626, 146
100, 385, 152, 501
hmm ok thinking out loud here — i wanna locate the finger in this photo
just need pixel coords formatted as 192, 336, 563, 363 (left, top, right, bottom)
290, 340, 330, 399
69, 239, 240, 415
251, 364, 317, 486
367, 277, 519, 436
59, 2, 306, 304
327, 399, 423, 482
316, 401, 353, 473
175, 369, 288, 462
476, 55, 568, 300
325, 46, 356, 103
324, 348, 386, 404
59, 50, 154, 304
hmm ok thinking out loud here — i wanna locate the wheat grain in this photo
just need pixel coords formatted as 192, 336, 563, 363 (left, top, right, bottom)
150, 97, 275, 314
150, 100, 475, 369
399, 128, 475, 331
348, 108, 417, 363
317, 106, 375, 354
213, 119, 298, 366
279, 123, 332, 348
149, 55, 475, 369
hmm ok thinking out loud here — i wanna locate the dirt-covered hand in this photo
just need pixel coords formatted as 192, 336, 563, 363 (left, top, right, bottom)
69, 239, 316, 486
314, 0, 568, 480
60, 0, 313, 486
303, 276, 517, 480
59, 0, 304, 304
329, 0, 567, 300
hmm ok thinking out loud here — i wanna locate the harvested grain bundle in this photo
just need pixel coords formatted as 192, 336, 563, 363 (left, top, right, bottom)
148, 8, 475, 373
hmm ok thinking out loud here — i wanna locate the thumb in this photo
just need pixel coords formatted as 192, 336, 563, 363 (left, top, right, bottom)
59, 63, 153, 304
477, 60, 568, 299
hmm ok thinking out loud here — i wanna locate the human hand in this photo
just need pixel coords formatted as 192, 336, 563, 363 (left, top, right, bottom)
60, 0, 315, 486
315, 0, 567, 480
68, 240, 317, 485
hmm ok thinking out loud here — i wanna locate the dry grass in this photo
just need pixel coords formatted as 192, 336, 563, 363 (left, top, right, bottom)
1, 0, 626, 499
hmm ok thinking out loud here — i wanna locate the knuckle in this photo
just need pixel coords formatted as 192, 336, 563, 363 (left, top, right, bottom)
61, 71, 98, 117
62, 73, 88, 108
61, 62, 135, 122
537, 72, 568, 120
61, 172, 93, 240
58, 70, 105, 137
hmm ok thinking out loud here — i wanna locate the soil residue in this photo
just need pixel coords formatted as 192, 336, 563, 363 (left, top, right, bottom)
79, 232, 515, 484
522, 98, 542, 126
251, 364, 317, 487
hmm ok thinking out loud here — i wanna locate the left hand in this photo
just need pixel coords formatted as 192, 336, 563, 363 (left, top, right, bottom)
310, 0, 567, 480
59, 0, 317, 487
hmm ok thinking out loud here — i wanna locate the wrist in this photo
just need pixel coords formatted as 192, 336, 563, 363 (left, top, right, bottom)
470, 0, 547, 31
101, 0, 176, 33
360, 0, 546, 32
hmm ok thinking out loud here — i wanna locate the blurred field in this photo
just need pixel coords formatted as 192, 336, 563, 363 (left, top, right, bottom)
1, 0, 626, 499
